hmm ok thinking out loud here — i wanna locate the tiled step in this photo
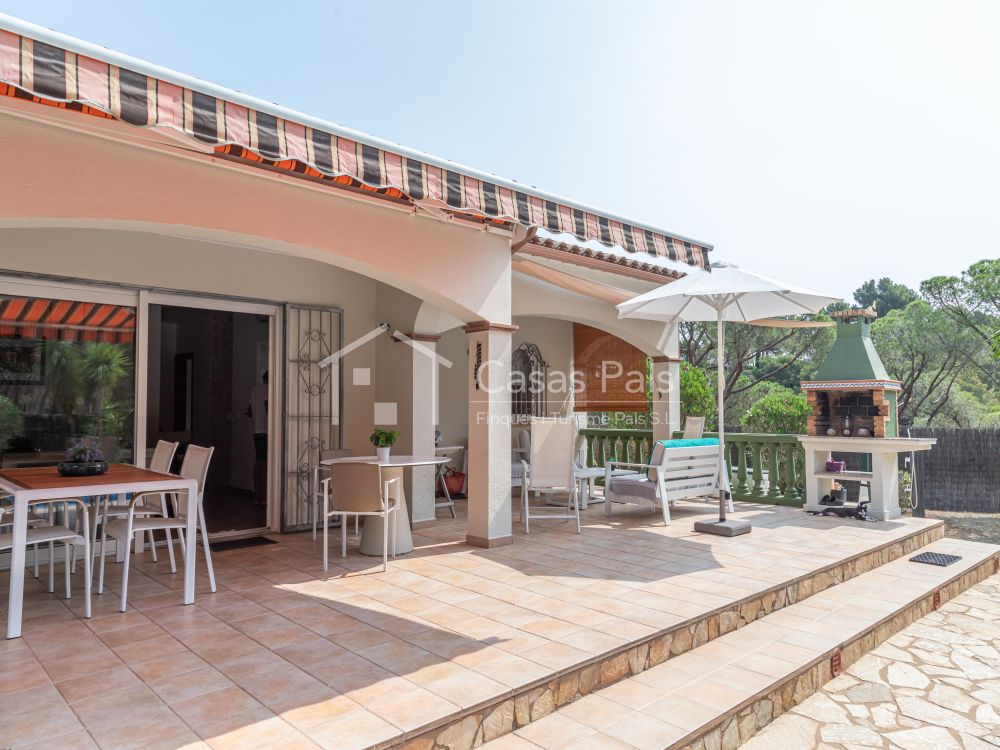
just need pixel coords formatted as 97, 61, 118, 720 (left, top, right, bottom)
481, 538, 1000, 750
396, 518, 943, 749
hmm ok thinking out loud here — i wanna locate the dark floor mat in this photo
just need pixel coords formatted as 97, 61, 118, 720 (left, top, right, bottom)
210, 536, 278, 552
910, 551, 962, 567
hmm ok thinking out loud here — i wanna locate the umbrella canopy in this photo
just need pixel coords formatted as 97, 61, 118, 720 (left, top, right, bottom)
618, 262, 840, 323
617, 261, 841, 531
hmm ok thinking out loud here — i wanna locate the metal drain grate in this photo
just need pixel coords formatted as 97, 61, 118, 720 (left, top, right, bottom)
910, 551, 962, 567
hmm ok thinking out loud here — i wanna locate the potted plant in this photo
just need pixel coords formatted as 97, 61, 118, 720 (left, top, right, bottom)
58, 439, 108, 477
369, 429, 399, 462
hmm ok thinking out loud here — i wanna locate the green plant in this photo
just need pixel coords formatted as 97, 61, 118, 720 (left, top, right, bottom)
0, 395, 24, 452
65, 439, 104, 463
78, 343, 131, 438
680, 362, 717, 429
741, 388, 810, 434
369, 429, 400, 448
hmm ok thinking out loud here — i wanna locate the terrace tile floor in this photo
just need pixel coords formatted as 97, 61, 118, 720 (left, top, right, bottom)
0, 499, 941, 750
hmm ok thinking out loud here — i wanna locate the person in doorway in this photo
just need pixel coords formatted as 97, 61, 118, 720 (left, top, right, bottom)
246, 371, 268, 507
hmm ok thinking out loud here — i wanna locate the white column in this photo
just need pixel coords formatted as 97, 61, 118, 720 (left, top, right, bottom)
652, 323, 682, 440
651, 356, 681, 442
410, 333, 441, 527
465, 322, 515, 548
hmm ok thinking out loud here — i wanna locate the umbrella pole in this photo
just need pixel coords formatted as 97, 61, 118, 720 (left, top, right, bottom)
717, 309, 726, 523
693, 304, 752, 536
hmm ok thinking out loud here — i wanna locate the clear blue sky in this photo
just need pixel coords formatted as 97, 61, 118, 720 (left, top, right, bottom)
5, 1, 998, 299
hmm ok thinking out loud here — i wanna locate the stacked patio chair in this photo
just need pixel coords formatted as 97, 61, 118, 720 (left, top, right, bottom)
518, 417, 581, 534
100, 444, 217, 612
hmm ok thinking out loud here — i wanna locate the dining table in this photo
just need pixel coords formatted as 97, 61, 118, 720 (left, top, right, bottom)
321, 455, 449, 556
0, 464, 199, 639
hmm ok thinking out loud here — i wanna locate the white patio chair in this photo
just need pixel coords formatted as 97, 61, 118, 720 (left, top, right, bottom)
682, 416, 706, 439
320, 463, 399, 573
604, 443, 731, 525
100, 444, 217, 611
93, 440, 178, 569
1, 498, 92, 617
511, 428, 530, 488
312, 448, 355, 540
519, 417, 580, 534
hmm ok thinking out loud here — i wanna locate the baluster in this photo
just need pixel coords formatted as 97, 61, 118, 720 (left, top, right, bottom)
787, 444, 802, 500
766, 442, 781, 501
750, 442, 765, 499
736, 440, 750, 497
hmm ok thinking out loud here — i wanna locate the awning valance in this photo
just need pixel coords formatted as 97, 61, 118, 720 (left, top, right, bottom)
0, 22, 711, 269
0, 297, 136, 343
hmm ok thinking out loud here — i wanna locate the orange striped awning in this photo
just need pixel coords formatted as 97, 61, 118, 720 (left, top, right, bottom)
0, 25, 712, 270
0, 297, 135, 343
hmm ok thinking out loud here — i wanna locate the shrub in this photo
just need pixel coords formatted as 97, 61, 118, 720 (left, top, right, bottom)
0, 395, 24, 452
681, 363, 717, 429
741, 388, 810, 434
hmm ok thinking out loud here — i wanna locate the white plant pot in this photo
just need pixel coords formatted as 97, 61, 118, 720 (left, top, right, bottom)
376, 446, 391, 462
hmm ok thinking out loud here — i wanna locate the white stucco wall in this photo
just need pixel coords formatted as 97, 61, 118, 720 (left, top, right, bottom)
0, 227, 379, 454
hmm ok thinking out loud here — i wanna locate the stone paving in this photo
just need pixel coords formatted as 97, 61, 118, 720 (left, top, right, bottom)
740, 574, 1000, 750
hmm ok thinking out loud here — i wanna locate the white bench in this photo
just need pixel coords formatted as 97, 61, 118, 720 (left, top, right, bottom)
604, 443, 732, 525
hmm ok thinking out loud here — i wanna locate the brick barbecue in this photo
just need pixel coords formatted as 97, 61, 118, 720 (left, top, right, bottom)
801, 307, 901, 439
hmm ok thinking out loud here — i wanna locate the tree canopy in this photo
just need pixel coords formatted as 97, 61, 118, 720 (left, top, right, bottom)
676, 261, 1000, 430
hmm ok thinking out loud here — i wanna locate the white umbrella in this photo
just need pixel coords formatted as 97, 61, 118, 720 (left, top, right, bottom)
618, 262, 841, 536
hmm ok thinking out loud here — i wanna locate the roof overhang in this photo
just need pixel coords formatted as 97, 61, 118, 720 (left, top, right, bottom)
0, 13, 712, 269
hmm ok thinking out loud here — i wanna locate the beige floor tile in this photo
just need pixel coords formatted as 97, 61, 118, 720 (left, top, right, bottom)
482, 734, 542, 749
0, 702, 84, 747
280, 693, 364, 730
240, 667, 335, 714
365, 683, 461, 731
602, 711, 689, 750
558, 694, 632, 730
55, 663, 144, 704
516, 713, 595, 749
170, 685, 272, 738
130, 649, 209, 682
519, 641, 591, 671
148, 665, 235, 704
20, 726, 100, 750
302, 707, 400, 749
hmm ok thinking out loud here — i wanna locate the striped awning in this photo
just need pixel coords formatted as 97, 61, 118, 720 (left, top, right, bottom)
0, 297, 136, 343
0, 24, 711, 269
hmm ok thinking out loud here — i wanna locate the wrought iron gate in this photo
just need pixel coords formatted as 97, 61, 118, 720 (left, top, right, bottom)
283, 305, 342, 531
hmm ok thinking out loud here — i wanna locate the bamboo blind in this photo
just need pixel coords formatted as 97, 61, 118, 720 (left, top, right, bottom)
573, 324, 648, 412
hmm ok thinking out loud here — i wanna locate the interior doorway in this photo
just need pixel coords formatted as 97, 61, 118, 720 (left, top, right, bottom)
146, 302, 273, 534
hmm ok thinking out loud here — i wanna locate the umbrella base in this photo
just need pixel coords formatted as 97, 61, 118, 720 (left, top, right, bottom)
693, 519, 752, 537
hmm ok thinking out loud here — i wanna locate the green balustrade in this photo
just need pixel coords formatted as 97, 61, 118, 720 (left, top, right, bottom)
578, 428, 805, 506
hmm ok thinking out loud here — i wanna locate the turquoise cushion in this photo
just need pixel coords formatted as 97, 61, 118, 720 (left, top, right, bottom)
645, 437, 720, 469
659, 438, 720, 448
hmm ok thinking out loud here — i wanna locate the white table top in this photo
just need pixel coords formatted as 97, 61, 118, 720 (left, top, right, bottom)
797, 436, 936, 452
321, 455, 450, 468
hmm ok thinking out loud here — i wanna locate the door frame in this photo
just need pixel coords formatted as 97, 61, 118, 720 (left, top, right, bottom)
140, 291, 284, 537
0, 273, 286, 539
